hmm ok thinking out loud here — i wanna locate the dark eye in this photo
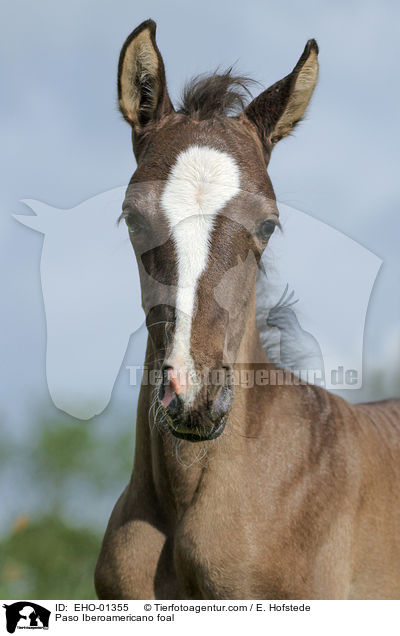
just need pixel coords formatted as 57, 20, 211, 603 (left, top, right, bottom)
258, 219, 276, 242
125, 210, 147, 236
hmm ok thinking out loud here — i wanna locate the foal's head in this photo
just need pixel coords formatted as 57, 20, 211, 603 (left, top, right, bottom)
118, 20, 318, 441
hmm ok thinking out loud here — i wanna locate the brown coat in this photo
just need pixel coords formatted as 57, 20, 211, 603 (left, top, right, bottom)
95, 20, 400, 599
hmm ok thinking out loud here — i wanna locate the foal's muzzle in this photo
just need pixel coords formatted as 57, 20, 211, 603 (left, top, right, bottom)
158, 367, 233, 442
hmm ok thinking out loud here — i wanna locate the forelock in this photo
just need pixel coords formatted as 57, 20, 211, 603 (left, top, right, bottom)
177, 69, 257, 120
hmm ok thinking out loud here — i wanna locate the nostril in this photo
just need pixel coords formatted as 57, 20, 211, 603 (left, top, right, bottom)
168, 395, 180, 414
160, 384, 176, 409
161, 364, 187, 396
160, 366, 178, 409
211, 383, 233, 420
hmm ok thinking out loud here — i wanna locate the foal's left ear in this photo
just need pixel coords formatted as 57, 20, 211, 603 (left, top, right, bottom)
118, 20, 174, 141
243, 39, 319, 149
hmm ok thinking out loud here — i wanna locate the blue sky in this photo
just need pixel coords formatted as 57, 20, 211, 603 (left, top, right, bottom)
1, 2, 399, 434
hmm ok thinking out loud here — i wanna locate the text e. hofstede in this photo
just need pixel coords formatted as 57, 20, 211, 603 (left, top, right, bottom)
267, 604, 311, 612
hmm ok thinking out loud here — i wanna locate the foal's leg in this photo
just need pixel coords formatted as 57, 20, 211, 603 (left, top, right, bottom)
95, 488, 178, 599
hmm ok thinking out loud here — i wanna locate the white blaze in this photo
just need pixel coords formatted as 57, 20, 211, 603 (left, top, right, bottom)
161, 145, 240, 400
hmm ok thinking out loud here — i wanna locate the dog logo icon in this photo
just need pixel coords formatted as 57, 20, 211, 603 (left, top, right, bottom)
3, 602, 50, 633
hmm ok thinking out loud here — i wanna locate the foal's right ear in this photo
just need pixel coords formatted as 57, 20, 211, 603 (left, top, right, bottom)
118, 20, 174, 143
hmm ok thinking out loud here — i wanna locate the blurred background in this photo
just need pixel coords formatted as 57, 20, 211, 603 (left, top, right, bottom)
1, 0, 399, 598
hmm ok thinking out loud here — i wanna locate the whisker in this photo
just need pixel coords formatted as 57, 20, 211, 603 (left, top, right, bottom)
146, 320, 174, 330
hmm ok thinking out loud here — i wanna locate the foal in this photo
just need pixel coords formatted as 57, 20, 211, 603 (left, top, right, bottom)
95, 20, 400, 599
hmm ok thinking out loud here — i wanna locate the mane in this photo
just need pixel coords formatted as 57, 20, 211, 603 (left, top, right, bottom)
177, 68, 257, 120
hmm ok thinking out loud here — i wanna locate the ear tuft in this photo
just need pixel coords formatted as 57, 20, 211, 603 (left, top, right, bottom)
244, 39, 319, 150
118, 20, 174, 138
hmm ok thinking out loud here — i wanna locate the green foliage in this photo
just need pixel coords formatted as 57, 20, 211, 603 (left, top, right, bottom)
26, 416, 134, 513
0, 406, 135, 599
0, 516, 99, 599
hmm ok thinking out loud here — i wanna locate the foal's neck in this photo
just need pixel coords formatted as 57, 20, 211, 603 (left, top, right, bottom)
135, 287, 271, 515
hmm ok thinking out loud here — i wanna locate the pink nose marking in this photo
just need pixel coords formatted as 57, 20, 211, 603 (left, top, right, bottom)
160, 368, 187, 408
170, 369, 186, 394
161, 383, 175, 408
